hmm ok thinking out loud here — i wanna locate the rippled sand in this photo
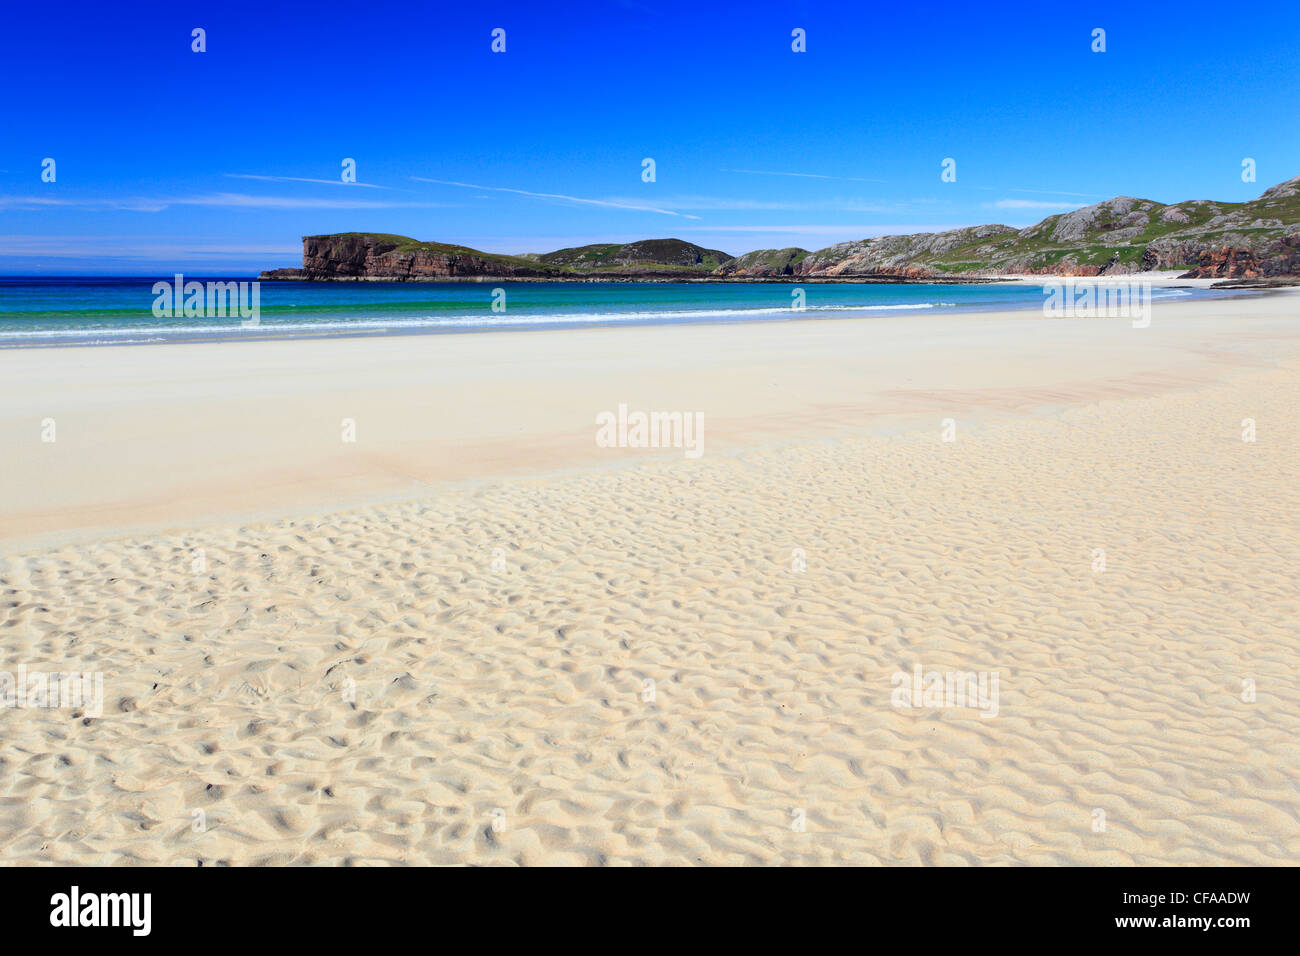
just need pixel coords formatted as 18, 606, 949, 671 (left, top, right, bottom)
2, 356, 1297, 865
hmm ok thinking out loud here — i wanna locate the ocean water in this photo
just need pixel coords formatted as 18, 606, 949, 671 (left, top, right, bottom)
0, 277, 1209, 347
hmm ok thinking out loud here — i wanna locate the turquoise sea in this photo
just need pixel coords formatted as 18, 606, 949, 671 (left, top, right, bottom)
0, 277, 1216, 347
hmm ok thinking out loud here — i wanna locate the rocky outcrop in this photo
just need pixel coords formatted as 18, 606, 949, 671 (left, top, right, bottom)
795, 226, 1017, 277
539, 239, 731, 271
261, 235, 733, 280
714, 228, 1018, 279
714, 248, 810, 276
260, 176, 1300, 281
1151, 228, 1300, 278
712, 176, 1300, 278
291, 234, 554, 280
1030, 197, 1156, 244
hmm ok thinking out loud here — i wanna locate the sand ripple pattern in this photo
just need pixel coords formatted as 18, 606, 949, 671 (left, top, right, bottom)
1, 368, 1297, 865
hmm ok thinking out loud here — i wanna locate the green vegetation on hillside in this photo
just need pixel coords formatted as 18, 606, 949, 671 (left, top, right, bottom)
303, 176, 1300, 279
910, 179, 1300, 274
537, 238, 732, 272
323, 234, 545, 270
318, 234, 734, 275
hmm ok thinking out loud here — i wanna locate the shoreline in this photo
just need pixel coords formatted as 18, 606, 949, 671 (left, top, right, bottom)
0, 276, 1271, 351
257, 272, 1010, 284
2, 291, 1297, 864
250, 270, 1274, 284
3, 289, 1298, 552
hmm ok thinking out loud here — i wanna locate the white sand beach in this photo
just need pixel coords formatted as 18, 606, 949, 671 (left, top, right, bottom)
1, 289, 1298, 865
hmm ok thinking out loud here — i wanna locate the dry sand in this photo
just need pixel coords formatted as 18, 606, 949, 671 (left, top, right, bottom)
1, 290, 1298, 865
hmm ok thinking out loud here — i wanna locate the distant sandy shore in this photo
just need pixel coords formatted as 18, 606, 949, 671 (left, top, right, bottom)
1, 289, 1297, 864
2, 289, 1295, 551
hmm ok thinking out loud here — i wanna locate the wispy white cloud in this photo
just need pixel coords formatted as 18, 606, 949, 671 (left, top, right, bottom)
0, 234, 299, 259
1008, 187, 1106, 199
172, 193, 442, 210
411, 176, 701, 219
0, 193, 447, 211
601, 195, 807, 211
720, 168, 888, 184
985, 198, 1086, 210
667, 222, 973, 253
675, 223, 961, 235
600, 194, 904, 213
224, 173, 389, 189
975, 186, 1105, 200
0, 195, 170, 212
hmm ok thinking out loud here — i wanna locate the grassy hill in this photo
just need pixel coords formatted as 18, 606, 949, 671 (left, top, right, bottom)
267, 176, 1300, 281
324, 233, 547, 271
284, 235, 735, 279
536, 239, 733, 272
718, 175, 1300, 278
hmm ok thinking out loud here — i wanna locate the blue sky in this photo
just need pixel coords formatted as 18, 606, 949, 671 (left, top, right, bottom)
2, 0, 1296, 274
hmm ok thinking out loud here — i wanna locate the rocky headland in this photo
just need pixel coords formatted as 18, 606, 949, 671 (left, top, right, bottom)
260, 176, 1300, 282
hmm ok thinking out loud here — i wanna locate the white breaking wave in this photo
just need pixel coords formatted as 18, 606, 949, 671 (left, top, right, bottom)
0, 302, 946, 340
1, 288, 1225, 342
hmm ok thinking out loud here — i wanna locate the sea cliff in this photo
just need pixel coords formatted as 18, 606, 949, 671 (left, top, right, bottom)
260, 176, 1300, 282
